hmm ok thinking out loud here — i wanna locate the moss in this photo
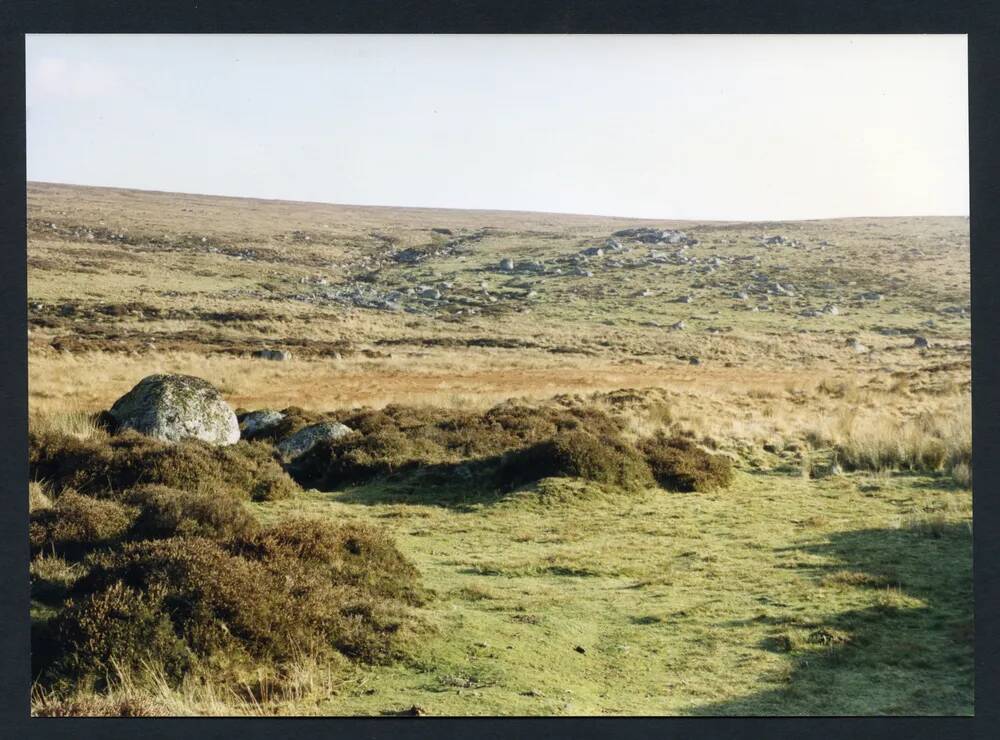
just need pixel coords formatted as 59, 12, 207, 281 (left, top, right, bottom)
638, 433, 734, 492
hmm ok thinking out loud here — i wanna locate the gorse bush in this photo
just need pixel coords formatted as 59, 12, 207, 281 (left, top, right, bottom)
638, 433, 734, 492
30, 429, 299, 502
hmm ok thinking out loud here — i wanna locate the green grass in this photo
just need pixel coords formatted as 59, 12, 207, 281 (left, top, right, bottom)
251, 469, 973, 716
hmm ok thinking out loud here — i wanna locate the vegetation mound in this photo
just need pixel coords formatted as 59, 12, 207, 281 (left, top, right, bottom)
285, 402, 625, 489
497, 429, 654, 491
38, 519, 425, 687
638, 433, 735, 492
30, 428, 299, 502
30, 492, 138, 558
123, 485, 258, 541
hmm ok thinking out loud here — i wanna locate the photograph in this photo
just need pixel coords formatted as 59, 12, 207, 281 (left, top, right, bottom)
24, 33, 972, 717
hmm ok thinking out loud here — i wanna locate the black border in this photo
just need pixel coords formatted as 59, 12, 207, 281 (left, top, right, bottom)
2, 2, 997, 739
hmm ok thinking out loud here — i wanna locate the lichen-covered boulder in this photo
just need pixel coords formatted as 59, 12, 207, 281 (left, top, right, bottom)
108, 374, 240, 445
276, 421, 353, 462
238, 410, 286, 437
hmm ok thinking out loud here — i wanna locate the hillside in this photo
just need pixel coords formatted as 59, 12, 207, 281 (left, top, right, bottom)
27, 182, 972, 716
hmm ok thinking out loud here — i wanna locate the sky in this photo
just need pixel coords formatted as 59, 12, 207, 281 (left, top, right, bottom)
25, 34, 968, 220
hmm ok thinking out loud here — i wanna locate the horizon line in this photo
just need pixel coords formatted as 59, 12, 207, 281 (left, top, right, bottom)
26, 180, 971, 224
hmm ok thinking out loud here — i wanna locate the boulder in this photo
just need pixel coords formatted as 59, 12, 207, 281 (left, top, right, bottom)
913, 336, 930, 349
499, 257, 515, 271
239, 410, 286, 437
277, 421, 354, 462
253, 349, 292, 361
108, 374, 240, 445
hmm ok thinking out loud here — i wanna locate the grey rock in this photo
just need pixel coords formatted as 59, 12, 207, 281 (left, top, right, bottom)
670, 320, 686, 330
393, 248, 428, 264
277, 421, 354, 462
109, 374, 240, 445
499, 257, 515, 271
516, 260, 545, 273
253, 349, 292, 361
239, 410, 285, 436
419, 288, 442, 300
913, 336, 930, 349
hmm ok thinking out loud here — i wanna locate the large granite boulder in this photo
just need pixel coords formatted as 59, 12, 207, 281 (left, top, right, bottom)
108, 374, 240, 445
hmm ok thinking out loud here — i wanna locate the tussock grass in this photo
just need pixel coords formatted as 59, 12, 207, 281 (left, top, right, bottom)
807, 396, 970, 475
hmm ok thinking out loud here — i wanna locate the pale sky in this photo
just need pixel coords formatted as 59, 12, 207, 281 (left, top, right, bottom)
26, 34, 968, 220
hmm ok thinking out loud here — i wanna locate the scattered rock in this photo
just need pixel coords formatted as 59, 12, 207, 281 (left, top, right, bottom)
574, 645, 587, 654
499, 257, 515, 271
108, 374, 240, 445
670, 320, 686, 331
239, 410, 285, 436
393, 248, 428, 264
913, 336, 930, 349
277, 420, 354, 462
252, 348, 292, 361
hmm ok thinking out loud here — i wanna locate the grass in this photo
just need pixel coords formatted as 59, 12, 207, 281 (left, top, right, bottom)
234, 469, 969, 716
26, 183, 972, 716
31, 462, 973, 715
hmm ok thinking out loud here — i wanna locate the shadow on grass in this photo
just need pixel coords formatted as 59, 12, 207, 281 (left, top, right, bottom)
321, 458, 518, 510
692, 521, 973, 716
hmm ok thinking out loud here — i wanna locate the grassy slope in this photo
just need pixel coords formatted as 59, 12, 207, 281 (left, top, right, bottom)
27, 183, 972, 716
252, 471, 972, 716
